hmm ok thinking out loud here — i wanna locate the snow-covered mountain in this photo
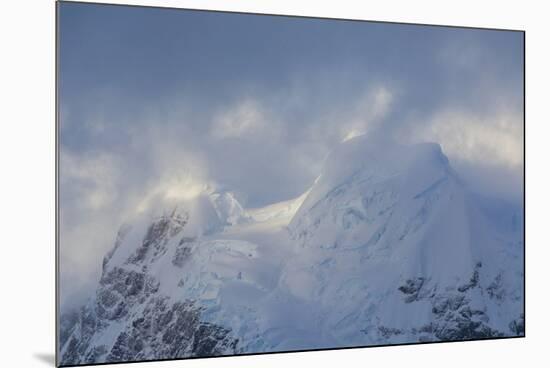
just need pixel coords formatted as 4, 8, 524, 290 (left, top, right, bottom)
284, 137, 523, 345
59, 135, 524, 365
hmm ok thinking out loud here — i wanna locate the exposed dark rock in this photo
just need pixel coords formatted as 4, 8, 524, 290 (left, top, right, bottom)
105, 299, 237, 363
399, 277, 426, 303
377, 326, 402, 339
127, 211, 188, 265
410, 293, 501, 341
428, 319, 503, 341
84, 345, 108, 363
173, 244, 193, 268
458, 262, 481, 292
192, 322, 238, 357
95, 266, 159, 322
59, 304, 105, 365
59, 308, 79, 349
391, 262, 514, 343
60, 267, 237, 366
509, 314, 525, 335
432, 294, 467, 316
487, 274, 506, 301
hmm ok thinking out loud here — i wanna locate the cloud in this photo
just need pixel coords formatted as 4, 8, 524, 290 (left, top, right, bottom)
60, 151, 120, 211
341, 86, 394, 142
211, 99, 273, 140
58, 122, 213, 307
59, 150, 126, 307
58, 81, 400, 307
414, 108, 523, 170
134, 174, 213, 215
57, 8, 524, 312
59, 75, 523, 309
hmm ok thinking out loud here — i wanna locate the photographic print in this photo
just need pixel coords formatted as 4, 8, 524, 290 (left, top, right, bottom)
57, 1, 525, 366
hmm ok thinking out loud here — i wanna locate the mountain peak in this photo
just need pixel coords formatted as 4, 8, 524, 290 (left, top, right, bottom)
325, 135, 449, 182
290, 137, 452, 229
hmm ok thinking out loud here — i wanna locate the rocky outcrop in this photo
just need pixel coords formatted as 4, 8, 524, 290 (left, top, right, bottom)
59, 211, 238, 365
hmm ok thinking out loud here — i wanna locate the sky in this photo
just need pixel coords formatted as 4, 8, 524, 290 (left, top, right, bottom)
58, 2, 524, 308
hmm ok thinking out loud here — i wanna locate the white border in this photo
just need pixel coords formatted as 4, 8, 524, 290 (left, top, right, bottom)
1, 1, 548, 367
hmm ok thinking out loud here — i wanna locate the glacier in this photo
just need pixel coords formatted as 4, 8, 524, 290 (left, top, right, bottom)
59, 135, 524, 365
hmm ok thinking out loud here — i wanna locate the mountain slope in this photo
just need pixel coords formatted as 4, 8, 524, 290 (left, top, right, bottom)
283, 136, 523, 345
59, 136, 524, 365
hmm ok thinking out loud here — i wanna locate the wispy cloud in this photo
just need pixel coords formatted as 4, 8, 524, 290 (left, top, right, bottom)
423, 108, 523, 169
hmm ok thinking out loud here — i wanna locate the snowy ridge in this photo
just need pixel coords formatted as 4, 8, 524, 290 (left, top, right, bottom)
59, 135, 524, 365
246, 190, 309, 223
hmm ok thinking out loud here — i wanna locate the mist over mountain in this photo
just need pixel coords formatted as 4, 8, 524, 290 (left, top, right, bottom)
59, 135, 524, 365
